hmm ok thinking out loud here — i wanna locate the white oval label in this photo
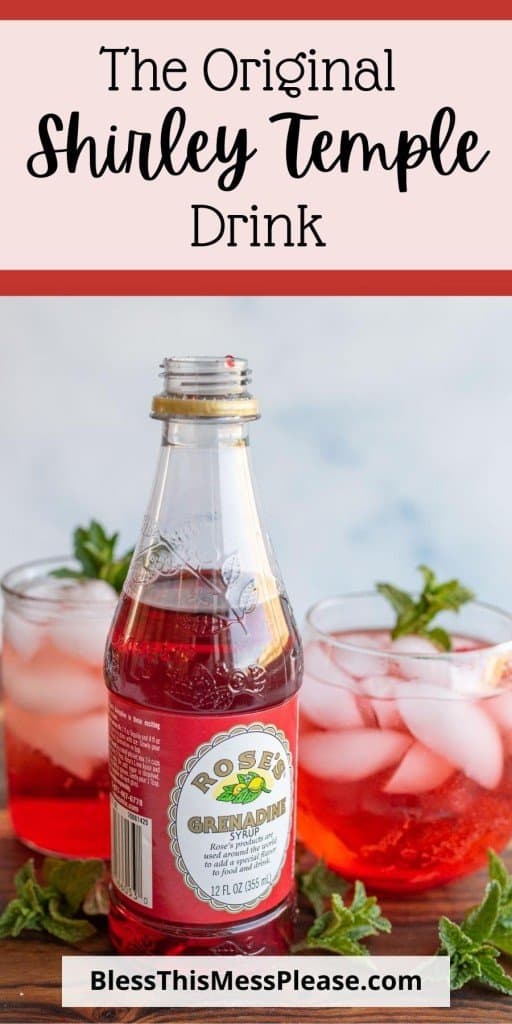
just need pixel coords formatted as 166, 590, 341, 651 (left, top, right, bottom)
168, 722, 293, 913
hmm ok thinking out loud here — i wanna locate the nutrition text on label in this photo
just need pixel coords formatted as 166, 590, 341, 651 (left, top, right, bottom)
109, 702, 161, 812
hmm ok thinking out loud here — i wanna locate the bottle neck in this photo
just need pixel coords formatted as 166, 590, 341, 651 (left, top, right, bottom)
161, 419, 249, 448
128, 413, 276, 605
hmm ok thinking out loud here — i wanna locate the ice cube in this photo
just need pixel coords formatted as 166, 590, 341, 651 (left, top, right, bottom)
371, 702, 404, 730
367, 631, 393, 650
360, 675, 405, 730
486, 691, 512, 733
391, 636, 441, 657
451, 635, 479, 652
5, 703, 106, 780
361, 675, 402, 699
2, 649, 107, 715
27, 578, 75, 600
449, 663, 484, 696
383, 741, 455, 794
23, 577, 97, 617
301, 642, 364, 729
48, 711, 109, 780
303, 641, 355, 687
3, 609, 45, 660
3, 579, 117, 663
51, 604, 116, 665
396, 685, 503, 789
332, 634, 388, 679
299, 727, 411, 781
5, 700, 41, 747
64, 580, 118, 603
390, 635, 451, 687
337, 631, 388, 647
24, 577, 115, 600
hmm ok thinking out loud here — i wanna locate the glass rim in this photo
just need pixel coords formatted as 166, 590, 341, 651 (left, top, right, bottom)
1, 555, 114, 606
305, 591, 512, 660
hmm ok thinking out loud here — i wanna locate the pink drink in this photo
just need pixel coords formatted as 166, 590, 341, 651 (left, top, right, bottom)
1, 563, 114, 857
298, 620, 512, 893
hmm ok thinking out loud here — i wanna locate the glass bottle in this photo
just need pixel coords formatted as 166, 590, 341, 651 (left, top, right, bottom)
105, 356, 303, 955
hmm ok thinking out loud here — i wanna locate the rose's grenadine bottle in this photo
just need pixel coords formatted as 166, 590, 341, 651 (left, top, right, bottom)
105, 356, 302, 955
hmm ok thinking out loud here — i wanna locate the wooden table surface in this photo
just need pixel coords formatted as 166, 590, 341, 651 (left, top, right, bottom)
0, 755, 511, 1023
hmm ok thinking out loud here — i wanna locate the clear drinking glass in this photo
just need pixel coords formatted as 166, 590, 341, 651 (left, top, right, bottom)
1, 557, 116, 857
298, 593, 512, 893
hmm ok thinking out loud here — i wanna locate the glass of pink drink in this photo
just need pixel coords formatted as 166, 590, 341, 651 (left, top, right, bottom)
298, 594, 512, 893
1, 558, 116, 857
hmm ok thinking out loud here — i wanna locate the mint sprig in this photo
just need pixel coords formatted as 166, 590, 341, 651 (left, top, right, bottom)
294, 852, 512, 997
295, 880, 391, 955
437, 851, 512, 994
478, 850, 512, 956
0, 858, 108, 944
298, 859, 349, 917
439, 883, 512, 994
438, 915, 512, 994
377, 564, 474, 651
52, 520, 134, 594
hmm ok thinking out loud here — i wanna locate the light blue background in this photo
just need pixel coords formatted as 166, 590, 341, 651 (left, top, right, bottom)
1, 296, 511, 619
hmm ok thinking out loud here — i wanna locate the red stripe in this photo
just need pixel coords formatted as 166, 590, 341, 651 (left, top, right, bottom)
3, 1, 510, 16
0, 271, 510, 296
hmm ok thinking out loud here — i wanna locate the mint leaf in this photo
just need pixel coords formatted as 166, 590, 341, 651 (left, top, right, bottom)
51, 520, 134, 594
439, 915, 471, 958
43, 897, 96, 943
0, 857, 108, 944
299, 861, 349, 917
439, 898, 512, 995
14, 859, 37, 894
0, 899, 35, 938
481, 850, 512, 955
298, 885, 391, 955
478, 955, 512, 995
375, 583, 414, 620
103, 551, 133, 593
42, 858, 104, 915
426, 627, 452, 651
439, 917, 488, 991
463, 881, 501, 944
488, 849, 511, 894
488, 926, 512, 956
51, 568, 85, 581
377, 565, 474, 651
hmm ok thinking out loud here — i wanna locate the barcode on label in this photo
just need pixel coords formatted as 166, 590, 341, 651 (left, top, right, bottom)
111, 797, 153, 908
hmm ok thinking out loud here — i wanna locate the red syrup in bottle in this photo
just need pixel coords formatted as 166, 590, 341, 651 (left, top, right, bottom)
105, 357, 302, 955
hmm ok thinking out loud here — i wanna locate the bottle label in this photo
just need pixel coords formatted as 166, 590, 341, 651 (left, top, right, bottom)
109, 693, 298, 925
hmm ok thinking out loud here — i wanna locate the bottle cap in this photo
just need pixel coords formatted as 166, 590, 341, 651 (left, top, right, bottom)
151, 356, 260, 421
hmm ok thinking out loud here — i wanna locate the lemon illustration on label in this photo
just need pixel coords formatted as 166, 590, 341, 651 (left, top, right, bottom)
217, 771, 271, 805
